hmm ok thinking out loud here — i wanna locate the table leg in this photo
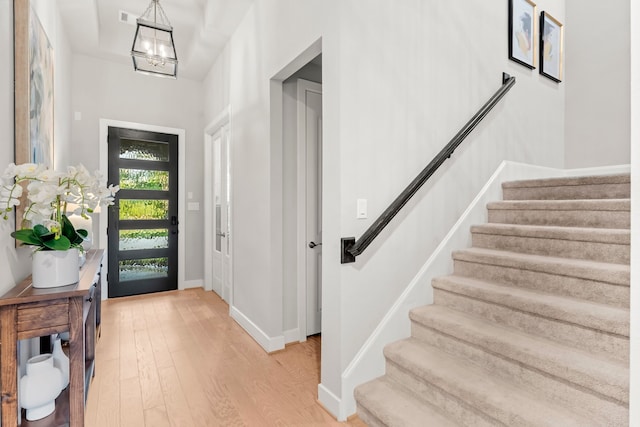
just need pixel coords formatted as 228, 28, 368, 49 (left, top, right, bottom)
1, 306, 18, 427
68, 297, 84, 427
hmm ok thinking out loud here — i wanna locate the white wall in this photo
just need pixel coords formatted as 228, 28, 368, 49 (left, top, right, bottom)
0, 0, 73, 296
203, 0, 566, 417
69, 55, 205, 282
564, 1, 630, 168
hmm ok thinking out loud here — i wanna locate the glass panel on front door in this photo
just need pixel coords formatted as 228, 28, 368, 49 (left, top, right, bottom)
108, 127, 179, 298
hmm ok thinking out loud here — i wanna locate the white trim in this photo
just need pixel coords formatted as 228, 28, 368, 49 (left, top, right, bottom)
182, 280, 204, 290
283, 328, 300, 344
562, 164, 630, 176
631, 1, 639, 422
99, 119, 187, 295
229, 306, 285, 353
318, 383, 344, 421
336, 161, 632, 418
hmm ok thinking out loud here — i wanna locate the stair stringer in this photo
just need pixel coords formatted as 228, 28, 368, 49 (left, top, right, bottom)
336, 161, 630, 420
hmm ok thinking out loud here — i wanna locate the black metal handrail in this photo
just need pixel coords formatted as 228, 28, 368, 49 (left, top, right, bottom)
341, 72, 516, 264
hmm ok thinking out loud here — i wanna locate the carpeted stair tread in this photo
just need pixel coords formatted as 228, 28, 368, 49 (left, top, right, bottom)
470, 223, 630, 244
409, 305, 629, 403
432, 275, 629, 336
384, 338, 597, 427
488, 198, 630, 210
470, 223, 630, 264
452, 247, 629, 287
502, 174, 630, 200
355, 377, 460, 427
502, 174, 630, 189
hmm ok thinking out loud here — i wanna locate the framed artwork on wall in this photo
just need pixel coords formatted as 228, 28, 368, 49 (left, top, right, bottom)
14, 0, 55, 229
540, 11, 564, 82
508, 0, 537, 69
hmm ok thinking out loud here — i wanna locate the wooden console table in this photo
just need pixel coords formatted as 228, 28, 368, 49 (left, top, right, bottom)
0, 249, 103, 427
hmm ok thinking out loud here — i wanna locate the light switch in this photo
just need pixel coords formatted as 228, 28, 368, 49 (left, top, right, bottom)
188, 192, 193, 199
74, 112, 82, 121
187, 202, 200, 211
357, 199, 367, 219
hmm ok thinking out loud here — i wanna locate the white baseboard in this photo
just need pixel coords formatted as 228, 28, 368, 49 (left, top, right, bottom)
563, 164, 630, 176
229, 306, 285, 353
318, 383, 345, 421
180, 279, 204, 290
337, 160, 620, 418
283, 328, 300, 344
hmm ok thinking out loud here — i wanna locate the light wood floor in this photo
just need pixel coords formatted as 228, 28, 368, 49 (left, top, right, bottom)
85, 288, 366, 427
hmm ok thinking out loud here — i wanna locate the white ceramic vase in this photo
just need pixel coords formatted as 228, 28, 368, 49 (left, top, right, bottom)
52, 336, 70, 389
19, 354, 63, 421
32, 248, 80, 288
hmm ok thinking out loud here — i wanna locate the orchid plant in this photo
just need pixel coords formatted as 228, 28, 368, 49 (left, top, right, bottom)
0, 163, 119, 251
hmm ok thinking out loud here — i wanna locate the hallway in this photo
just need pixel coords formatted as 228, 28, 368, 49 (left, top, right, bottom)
85, 288, 364, 426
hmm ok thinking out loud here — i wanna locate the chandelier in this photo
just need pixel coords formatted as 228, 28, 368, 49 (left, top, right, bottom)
131, 0, 178, 78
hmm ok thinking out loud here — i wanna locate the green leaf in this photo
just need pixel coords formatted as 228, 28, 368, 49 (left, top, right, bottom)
33, 224, 53, 239
77, 229, 88, 239
42, 235, 71, 251
61, 215, 77, 241
11, 229, 42, 246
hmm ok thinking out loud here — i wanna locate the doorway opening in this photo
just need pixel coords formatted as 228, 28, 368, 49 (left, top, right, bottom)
99, 119, 187, 300
204, 109, 232, 304
107, 126, 179, 297
278, 47, 323, 344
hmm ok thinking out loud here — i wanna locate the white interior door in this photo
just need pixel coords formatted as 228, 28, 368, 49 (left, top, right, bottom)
298, 79, 323, 336
209, 125, 231, 303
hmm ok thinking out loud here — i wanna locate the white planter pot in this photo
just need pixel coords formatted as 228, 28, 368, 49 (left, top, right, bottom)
32, 249, 80, 288
19, 354, 63, 421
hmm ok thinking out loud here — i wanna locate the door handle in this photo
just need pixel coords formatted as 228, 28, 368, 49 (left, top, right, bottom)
217, 232, 227, 238
171, 216, 178, 226
308, 241, 322, 248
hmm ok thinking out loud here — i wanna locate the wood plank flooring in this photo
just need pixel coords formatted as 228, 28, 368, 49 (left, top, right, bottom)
85, 288, 366, 426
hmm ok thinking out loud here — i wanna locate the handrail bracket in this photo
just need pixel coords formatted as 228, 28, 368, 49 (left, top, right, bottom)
341, 237, 356, 264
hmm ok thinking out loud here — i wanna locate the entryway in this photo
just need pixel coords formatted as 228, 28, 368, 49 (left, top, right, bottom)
275, 43, 323, 343
106, 126, 179, 297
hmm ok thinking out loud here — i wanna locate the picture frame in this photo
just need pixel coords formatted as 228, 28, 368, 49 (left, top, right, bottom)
13, 0, 55, 230
508, 0, 537, 69
539, 11, 564, 82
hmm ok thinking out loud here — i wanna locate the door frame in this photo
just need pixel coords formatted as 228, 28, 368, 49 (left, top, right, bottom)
204, 107, 233, 304
296, 79, 323, 341
99, 119, 187, 300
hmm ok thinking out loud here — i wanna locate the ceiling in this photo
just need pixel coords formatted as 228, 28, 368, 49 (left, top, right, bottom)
58, 0, 254, 81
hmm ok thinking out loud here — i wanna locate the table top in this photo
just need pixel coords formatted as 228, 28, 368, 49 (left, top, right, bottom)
0, 249, 104, 306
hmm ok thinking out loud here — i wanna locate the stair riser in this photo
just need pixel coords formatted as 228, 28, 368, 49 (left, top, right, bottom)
433, 288, 629, 363
471, 232, 629, 264
502, 183, 630, 201
385, 361, 508, 427
410, 323, 628, 426
453, 259, 629, 308
355, 406, 386, 427
488, 209, 630, 229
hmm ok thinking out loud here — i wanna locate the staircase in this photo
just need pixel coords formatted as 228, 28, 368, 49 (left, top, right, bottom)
354, 174, 630, 426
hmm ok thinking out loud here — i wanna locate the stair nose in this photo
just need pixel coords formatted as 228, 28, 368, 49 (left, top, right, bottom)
502, 173, 630, 200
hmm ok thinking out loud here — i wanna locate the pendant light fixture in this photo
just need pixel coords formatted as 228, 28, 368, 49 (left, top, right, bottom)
131, 0, 178, 78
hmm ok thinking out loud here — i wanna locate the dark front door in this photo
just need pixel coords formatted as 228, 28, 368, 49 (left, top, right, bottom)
107, 126, 179, 297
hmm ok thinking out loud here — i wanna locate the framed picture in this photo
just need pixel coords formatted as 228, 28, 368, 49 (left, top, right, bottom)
14, 0, 55, 229
508, 0, 537, 69
540, 11, 564, 82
